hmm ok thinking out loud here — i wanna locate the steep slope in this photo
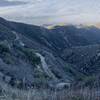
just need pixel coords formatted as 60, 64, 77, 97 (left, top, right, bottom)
51, 25, 100, 47
2, 17, 100, 52
61, 45, 100, 75
1, 17, 100, 88
0, 17, 74, 89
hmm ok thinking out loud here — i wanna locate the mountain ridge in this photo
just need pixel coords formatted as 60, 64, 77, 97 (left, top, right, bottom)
0, 17, 100, 88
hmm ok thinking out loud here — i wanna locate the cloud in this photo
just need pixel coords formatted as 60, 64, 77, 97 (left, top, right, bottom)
0, 0, 27, 7
0, 0, 100, 25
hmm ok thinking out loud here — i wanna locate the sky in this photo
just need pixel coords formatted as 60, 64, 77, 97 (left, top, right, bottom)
0, 0, 100, 26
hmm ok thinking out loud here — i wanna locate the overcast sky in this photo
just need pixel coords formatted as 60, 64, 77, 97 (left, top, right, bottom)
0, 0, 100, 26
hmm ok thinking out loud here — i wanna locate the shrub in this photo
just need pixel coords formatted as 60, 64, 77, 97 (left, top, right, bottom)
0, 41, 10, 53
26, 50, 40, 65
22, 48, 41, 65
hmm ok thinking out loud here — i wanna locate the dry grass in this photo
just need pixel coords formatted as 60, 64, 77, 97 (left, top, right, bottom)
0, 82, 100, 100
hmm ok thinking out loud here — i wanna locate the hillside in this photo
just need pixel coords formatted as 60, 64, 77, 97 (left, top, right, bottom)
0, 17, 100, 89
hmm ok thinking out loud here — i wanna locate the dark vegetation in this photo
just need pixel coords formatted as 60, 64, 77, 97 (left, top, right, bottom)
0, 17, 100, 99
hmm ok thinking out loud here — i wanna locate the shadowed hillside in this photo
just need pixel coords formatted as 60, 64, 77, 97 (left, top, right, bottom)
0, 17, 100, 99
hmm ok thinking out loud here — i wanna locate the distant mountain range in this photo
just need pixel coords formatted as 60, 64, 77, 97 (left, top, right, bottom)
0, 17, 100, 88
